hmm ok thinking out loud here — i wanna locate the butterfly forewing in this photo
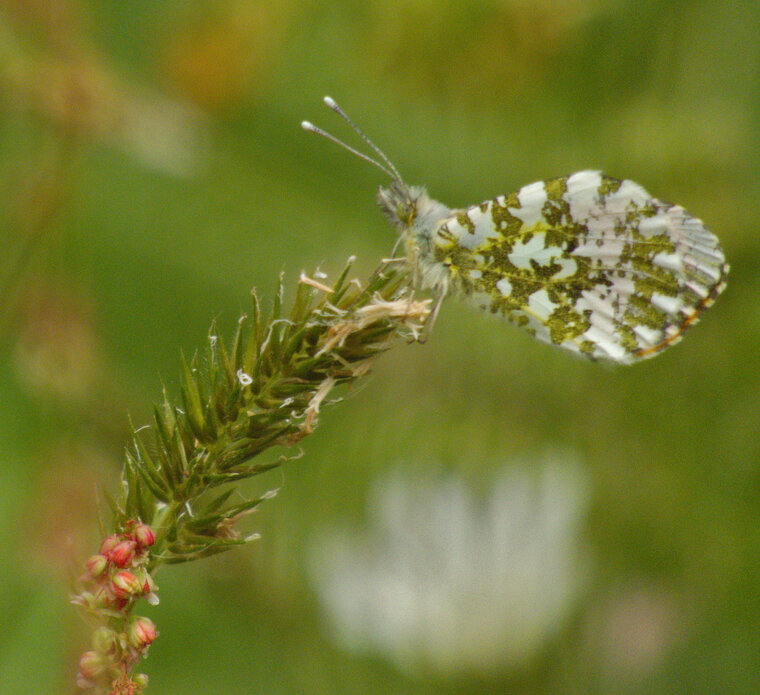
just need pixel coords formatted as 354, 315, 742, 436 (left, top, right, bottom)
432, 170, 728, 363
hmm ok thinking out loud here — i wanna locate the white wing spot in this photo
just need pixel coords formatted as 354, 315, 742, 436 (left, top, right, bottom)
650, 294, 684, 316
527, 288, 558, 317
496, 278, 512, 296
637, 215, 670, 236
508, 234, 549, 269
565, 171, 603, 222
615, 179, 650, 206
552, 256, 577, 279
510, 181, 547, 227
653, 252, 684, 273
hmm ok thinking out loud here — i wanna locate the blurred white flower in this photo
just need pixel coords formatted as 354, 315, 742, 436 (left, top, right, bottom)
308, 452, 592, 676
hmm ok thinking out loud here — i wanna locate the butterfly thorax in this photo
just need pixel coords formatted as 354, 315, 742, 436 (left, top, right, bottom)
377, 181, 450, 237
377, 180, 452, 290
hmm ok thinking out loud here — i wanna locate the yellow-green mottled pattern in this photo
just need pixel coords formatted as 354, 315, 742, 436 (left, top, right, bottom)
428, 171, 728, 363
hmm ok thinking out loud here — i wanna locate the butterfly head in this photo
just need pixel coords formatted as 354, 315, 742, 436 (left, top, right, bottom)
377, 180, 429, 232
303, 97, 423, 230
302, 97, 450, 241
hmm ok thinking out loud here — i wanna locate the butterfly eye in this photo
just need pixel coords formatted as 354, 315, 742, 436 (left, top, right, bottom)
398, 203, 415, 226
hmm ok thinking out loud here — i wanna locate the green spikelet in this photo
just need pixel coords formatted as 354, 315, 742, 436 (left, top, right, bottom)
107, 260, 427, 566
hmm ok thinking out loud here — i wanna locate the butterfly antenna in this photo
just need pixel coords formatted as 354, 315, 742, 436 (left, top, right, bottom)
321, 96, 405, 186
301, 120, 395, 180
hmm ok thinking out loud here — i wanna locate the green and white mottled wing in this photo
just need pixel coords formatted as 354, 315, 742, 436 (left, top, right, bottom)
432, 170, 728, 363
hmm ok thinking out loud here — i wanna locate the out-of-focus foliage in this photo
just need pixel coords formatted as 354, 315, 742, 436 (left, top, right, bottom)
0, 1, 758, 693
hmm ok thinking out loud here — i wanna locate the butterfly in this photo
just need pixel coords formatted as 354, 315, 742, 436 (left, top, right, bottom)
302, 97, 728, 363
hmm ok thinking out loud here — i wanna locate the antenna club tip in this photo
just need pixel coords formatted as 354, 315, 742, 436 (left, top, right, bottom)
301, 120, 314, 130
323, 96, 336, 107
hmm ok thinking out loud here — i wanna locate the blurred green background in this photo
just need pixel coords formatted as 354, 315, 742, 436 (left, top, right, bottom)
1, 1, 758, 693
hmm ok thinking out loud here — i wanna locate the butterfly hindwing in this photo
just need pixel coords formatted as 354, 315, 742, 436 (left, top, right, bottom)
432, 171, 728, 362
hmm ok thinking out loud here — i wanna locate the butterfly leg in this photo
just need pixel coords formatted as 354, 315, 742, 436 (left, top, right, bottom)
417, 288, 446, 343
389, 234, 404, 259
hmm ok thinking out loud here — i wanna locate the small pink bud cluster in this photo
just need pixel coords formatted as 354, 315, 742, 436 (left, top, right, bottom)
76, 522, 158, 611
72, 521, 158, 692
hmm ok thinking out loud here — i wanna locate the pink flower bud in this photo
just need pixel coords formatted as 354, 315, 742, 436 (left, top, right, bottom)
78, 650, 106, 681
128, 616, 158, 649
110, 540, 137, 568
111, 570, 141, 598
133, 522, 156, 547
99, 534, 120, 557
109, 595, 129, 610
92, 583, 126, 609
84, 554, 109, 578
139, 571, 156, 595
